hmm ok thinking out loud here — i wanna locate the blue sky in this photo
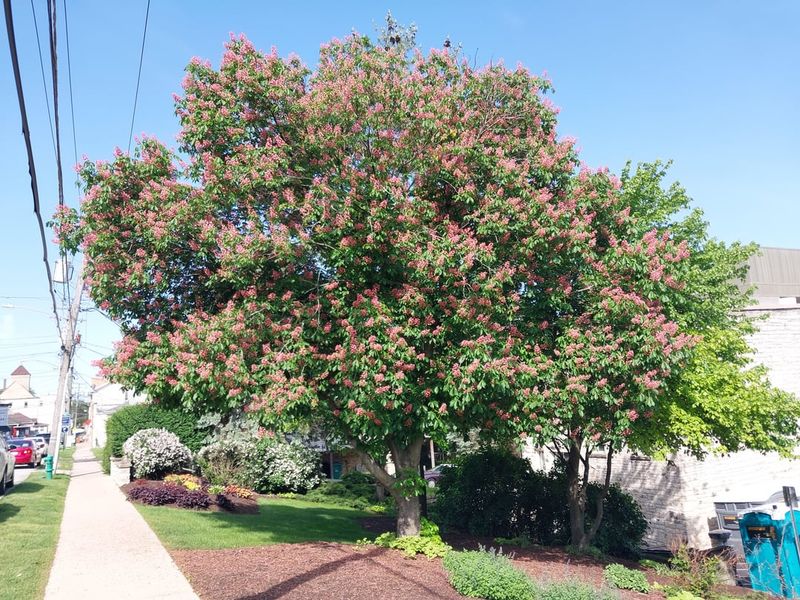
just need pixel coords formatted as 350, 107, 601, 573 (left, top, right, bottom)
1, 1, 798, 396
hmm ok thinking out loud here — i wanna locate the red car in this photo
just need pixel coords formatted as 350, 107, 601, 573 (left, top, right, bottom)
8, 438, 42, 468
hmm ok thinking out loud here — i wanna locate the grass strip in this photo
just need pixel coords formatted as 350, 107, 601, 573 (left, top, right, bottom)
0, 474, 71, 600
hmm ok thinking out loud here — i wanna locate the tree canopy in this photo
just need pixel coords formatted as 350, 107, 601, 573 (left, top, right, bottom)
56, 30, 798, 538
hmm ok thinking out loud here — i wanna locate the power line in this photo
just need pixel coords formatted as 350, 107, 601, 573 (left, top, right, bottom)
127, 0, 151, 153
29, 0, 56, 158
47, 0, 72, 308
3, 0, 64, 345
62, 0, 78, 187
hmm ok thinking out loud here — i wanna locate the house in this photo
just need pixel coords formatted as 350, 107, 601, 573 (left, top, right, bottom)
0, 365, 57, 431
87, 378, 147, 448
525, 247, 800, 551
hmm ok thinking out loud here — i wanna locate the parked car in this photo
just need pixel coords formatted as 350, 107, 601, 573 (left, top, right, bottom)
0, 437, 15, 495
32, 436, 48, 457
8, 438, 43, 468
423, 464, 453, 486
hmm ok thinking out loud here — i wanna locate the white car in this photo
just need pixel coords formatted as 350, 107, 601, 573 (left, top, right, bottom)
0, 437, 15, 495
31, 436, 48, 457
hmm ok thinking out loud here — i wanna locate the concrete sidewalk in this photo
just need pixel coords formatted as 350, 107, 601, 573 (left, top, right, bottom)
45, 445, 199, 599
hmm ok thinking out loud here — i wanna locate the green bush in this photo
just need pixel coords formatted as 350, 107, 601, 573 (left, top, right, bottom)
196, 438, 254, 485
603, 564, 650, 593
589, 484, 648, 558
435, 448, 647, 558
539, 581, 617, 600
666, 592, 703, 600
371, 517, 450, 558
243, 437, 322, 493
435, 449, 536, 538
374, 532, 451, 558
640, 558, 672, 576
667, 545, 723, 598
105, 403, 207, 474
302, 470, 382, 509
443, 548, 537, 600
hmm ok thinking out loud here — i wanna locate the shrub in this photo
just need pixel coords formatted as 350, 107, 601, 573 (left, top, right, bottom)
196, 438, 254, 486
371, 517, 451, 558
539, 581, 617, 600
105, 403, 207, 472
668, 545, 723, 598
303, 471, 379, 509
174, 489, 211, 509
127, 484, 183, 505
374, 532, 451, 558
666, 592, 703, 600
123, 428, 193, 479
224, 484, 254, 499
589, 483, 648, 558
243, 438, 322, 493
436, 449, 535, 538
435, 448, 647, 558
443, 548, 537, 600
603, 564, 650, 593
207, 484, 224, 494
164, 473, 202, 490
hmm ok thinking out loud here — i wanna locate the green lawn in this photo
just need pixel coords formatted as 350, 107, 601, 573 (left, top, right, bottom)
57, 446, 75, 471
0, 475, 71, 600
91, 446, 104, 462
137, 497, 372, 549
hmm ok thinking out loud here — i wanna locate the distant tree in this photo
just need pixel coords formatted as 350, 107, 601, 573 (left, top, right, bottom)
58, 33, 699, 537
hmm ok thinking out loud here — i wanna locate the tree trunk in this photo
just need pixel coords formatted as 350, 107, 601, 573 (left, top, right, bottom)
566, 438, 588, 549
585, 447, 614, 543
352, 436, 425, 537
388, 437, 425, 536
566, 438, 615, 551
395, 494, 422, 536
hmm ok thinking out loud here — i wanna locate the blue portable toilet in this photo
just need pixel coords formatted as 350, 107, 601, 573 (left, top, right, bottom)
740, 504, 800, 598
779, 509, 800, 599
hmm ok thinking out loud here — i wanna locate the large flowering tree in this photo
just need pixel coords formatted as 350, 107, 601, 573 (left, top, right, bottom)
58, 33, 698, 537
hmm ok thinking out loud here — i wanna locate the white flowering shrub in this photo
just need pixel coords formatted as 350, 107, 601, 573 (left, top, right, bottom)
196, 438, 255, 485
123, 428, 193, 479
244, 438, 322, 493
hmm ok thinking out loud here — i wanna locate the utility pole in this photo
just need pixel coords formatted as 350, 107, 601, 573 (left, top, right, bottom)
48, 266, 83, 468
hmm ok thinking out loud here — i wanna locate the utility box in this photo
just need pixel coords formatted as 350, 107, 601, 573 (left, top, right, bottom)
740, 506, 800, 598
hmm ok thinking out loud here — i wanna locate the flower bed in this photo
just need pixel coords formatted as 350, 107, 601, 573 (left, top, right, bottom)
122, 479, 259, 514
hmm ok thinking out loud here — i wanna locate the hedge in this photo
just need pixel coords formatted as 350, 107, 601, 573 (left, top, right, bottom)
102, 403, 207, 473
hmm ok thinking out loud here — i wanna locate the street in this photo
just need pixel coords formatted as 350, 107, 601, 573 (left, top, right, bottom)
13, 464, 39, 486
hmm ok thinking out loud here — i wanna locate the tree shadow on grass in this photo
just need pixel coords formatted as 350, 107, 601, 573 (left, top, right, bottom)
195, 501, 371, 544
6, 481, 45, 495
0, 502, 21, 523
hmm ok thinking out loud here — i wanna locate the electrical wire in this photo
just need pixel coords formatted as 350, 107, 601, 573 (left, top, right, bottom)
127, 0, 151, 153
46, 0, 72, 309
3, 0, 64, 345
63, 0, 78, 185
29, 0, 56, 159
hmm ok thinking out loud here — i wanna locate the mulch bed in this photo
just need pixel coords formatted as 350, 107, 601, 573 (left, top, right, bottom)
172, 542, 463, 600
121, 479, 259, 514
171, 517, 764, 600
